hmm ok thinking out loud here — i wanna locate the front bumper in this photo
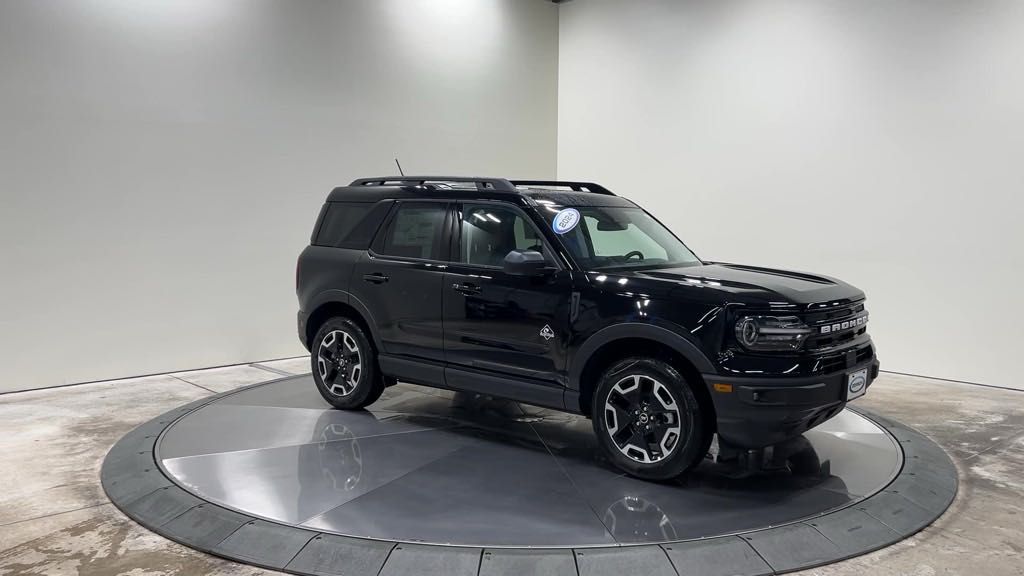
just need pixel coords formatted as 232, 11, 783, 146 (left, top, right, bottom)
701, 358, 880, 448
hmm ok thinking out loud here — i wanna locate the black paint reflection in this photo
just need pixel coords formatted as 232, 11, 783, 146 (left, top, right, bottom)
315, 422, 362, 493
604, 496, 678, 542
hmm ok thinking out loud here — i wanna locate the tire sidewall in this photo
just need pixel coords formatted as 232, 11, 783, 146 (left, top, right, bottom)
311, 318, 379, 409
592, 357, 705, 480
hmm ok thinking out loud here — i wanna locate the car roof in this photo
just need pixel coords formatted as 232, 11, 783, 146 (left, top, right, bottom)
517, 188, 636, 208
326, 177, 637, 208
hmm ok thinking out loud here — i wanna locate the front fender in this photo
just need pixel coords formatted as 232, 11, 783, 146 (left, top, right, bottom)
568, 322, 716, 391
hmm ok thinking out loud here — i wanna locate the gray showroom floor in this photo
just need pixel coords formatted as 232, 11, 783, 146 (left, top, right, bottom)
0, 361, 1021, 576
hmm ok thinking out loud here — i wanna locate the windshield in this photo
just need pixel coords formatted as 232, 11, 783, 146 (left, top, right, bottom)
538, 205, 701, 270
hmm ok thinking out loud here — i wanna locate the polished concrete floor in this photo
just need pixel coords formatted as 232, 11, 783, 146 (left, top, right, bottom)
0, 360, 1022, 575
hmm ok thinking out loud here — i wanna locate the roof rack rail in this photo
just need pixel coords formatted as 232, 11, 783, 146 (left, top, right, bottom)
510, 180, 615, 196
350, 176, 516, 193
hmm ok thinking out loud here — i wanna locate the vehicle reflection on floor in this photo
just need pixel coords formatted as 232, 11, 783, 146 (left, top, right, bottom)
159, 377, 900, 547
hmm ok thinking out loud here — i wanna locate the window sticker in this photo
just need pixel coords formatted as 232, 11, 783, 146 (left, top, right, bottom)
552, 208, 581, 235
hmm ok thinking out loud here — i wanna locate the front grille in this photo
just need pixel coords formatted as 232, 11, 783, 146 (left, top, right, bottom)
803, 302, 865, 323
806, 326, 868, 351
802, 302, 868, 353
817, 344, 874, 374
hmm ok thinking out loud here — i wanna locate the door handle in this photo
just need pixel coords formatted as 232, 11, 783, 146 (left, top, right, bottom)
452, 282, 481, 296
363, 272, 389, 284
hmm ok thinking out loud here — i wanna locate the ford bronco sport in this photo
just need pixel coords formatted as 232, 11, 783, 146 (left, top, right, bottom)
296, 177, 879, 480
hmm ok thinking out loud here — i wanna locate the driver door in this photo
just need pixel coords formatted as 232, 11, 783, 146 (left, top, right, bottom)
442, 202, 572, 384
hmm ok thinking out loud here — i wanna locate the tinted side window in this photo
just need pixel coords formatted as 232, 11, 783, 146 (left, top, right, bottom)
378, 202, 447, 260
314, 201, 392, 249
460, 204, 550, 267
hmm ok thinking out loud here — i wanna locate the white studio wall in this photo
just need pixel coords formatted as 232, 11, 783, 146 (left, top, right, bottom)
0, 0, 558, 392
4, 0, 1020, 394
558, 0, 1024, 389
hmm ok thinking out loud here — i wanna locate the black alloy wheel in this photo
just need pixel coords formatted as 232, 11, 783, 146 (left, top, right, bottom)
311, 317, 384, 410
593, 357, 708, 480
317, 329, 362, 397
603, 372, 683, 464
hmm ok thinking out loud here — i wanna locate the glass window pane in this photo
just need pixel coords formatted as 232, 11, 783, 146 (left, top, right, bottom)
315, 201, 392, 249
379, 203, 446, 260
460, 204, 547, 266
315, 203, 372, 247
539, 206, 700, 271
586, 216, 668, 260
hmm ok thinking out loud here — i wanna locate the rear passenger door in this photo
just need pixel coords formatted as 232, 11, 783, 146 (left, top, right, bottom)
351, 201, 450, 365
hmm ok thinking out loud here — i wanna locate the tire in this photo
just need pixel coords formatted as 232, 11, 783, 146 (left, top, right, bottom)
592, 357, 707, 481
310, 317, 384, 410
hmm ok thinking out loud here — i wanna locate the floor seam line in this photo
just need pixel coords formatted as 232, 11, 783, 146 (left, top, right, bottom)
0, 502, 110, 527
249, 363, 298, 377
880, 369, 1024, 393
283, 532, 318, 569
525, 421, 619, 546
376, 541, 398, 575
295, 443, 474, 527
158, 503, 201, 529
962, 431, 1024, 462
858, 506, 900, 534
804, 521, 843, 551
659, 543, 682, 575
210, 516, 252, 551
284, 532, 318, 569
169, 374, 218, 395
0, 356, 308, 396
734, 534, 777, 575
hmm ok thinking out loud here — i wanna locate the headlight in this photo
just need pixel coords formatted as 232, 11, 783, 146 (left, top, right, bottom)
734, 316, 812, 351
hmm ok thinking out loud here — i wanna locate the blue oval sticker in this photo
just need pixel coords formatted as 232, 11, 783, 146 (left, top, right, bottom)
552, 208, 581, 235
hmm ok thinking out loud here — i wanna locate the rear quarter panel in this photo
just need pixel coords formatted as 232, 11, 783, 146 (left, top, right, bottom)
297, 245, 362, 313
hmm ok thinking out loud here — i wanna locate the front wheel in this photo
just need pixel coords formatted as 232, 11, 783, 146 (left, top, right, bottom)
311, 317, 384, 410
592, 357, 707, 481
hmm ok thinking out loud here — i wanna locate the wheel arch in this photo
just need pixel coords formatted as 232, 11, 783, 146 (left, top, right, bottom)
570, 324, 716, 425
304, 292, 380, 353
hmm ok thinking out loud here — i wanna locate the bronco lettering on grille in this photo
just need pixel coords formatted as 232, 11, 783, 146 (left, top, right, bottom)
820, 315, 868, 334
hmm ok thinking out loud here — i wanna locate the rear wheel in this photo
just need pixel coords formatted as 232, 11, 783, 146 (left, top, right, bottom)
592, 357, 707, 480
311, 317, 384, 409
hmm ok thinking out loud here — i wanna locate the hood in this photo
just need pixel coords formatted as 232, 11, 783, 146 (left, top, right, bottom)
611, 263, 864, 308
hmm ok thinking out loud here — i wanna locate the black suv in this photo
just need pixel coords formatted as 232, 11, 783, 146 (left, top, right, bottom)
296, 177, 879, 480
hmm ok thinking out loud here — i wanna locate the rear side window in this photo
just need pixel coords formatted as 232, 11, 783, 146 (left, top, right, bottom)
376, 202, 447, 260
314, 201, 391, 249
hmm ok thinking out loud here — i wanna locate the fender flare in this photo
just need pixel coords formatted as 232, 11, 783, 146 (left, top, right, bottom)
568, 322, 716, 391
305, 290, 383, 351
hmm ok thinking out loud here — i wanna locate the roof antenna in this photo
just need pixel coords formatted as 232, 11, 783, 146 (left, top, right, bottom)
394, 157, 405, 177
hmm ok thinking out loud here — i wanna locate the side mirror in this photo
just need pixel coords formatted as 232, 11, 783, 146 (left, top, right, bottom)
503, 249, 549, 276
